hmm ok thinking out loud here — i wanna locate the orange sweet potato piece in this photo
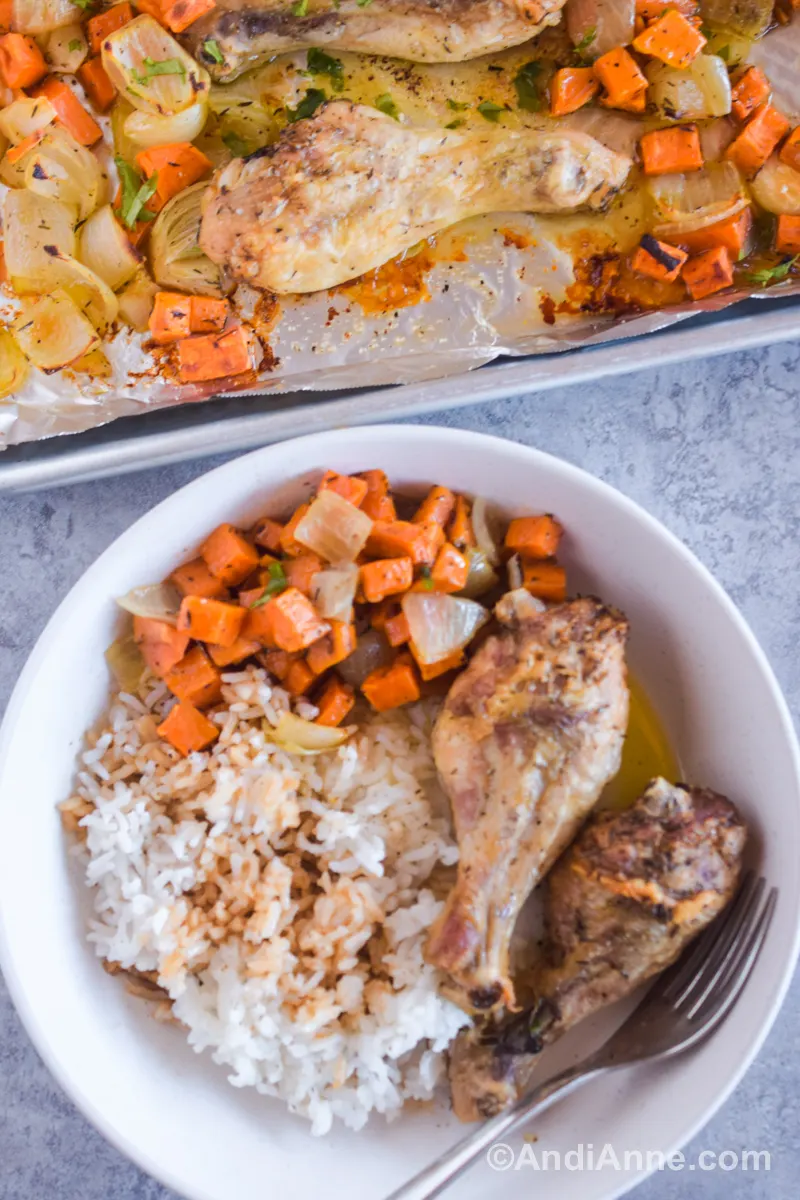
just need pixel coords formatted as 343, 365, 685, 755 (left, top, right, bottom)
164, 645, 222, 708
149, 292, 192, 344
0, 33, 47, 89
161, 0, 216, 33
285, 657, 315, 697
135, 142, 212, 209
285, 553, 323, 597
632, 9, 706, 68
505, 514, 563, 558
361, 653, 421, 712
725, 105, 790, 177
176, 327, 252, 384
319, 469, 369, 507
201, 523, 260, 586
190, 296, 229, 334
268, 587, 330, 653
157, 700, 218, 756
88, 3, 135, 53
430, 543, 469, 593
315, 675, 355, 727
384, 610, 410, 647
779, 126, 800, 173
522, 560, 567, 602
447, 494, 475, 550
731, 67, 771, 123
776, 214, 800, 255
132, 615, 190, 677
280, 502, 311, 557
242, 600, 278, 645
631, 235, 688, 283
593, 46, 647, 105
360, 556, 414, 603
636, 0, 698, 19
177, 595, 246, 647
252, 515, 284, 553
413, 485, 455, 528
358, 469, 396, 521
76, 57, 116, 112
31, 77, 102, 145
306, 620, 356, 675
681, 246, 734, 300
415, 648, 465, 681
259, 648, 297, 682
550, 66, 599, 116
366, 520, 443, 565
206, 637, 262, 667
170, 557, 228, 599
641, 125, 704, 175
674, 209, 752, 257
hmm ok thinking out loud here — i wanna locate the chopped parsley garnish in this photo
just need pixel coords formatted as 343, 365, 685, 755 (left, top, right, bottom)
252, 562, 288, 605
375, 93, 400, 120
514, 61, 544, 112
222, 129, 250, 157
307, 47, 345, 92
115, 157, 158, 229
574, 26, 597, 61
286, 87, 327, 123
133, 56, 186, 83
445, 118, 465, 129
292, 0, 308, 13
72, 0, 95, 9
418, 565, 435, 590
356, 0, 373, 7
203, 38, 225, 65
477, 99, 504, 122
718, 43, 731, 61
744, 255, 799, 287
68, 38, 83, 52
447, 98, 469, 111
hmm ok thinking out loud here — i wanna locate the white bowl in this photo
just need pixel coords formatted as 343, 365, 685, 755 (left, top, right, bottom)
1, 425, 798, 1200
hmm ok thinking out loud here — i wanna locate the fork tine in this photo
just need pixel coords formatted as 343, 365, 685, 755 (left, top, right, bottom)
677, 876, 766, 1016
689, 887, 777, 1026
661, 871, 758, 1003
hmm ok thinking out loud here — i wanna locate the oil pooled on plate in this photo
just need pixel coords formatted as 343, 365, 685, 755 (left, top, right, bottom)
601, 674, 680, 811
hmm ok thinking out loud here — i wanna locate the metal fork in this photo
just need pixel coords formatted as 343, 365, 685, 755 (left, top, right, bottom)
387, 873, 777, 1200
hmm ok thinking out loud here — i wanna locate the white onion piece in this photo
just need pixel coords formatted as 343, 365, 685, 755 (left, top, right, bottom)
102, 16, 210, 116
751, 157, 800, 216
295, 490, 373, 563
566, 0, 635, 58
78, 206, 142, 291
150, 182, 222, 297
124, 100, 208, 148
701, 0, 771, 39
13, 0, 81, 34
647, 56, 731, 123
116, 582, 183, 623
2, 190, 76, 282
117, 270, 159, 331
0, 96, 57, 144
105, 636, 146, 692
460, 550, 499, 599
44, 22, 88, 73
0, 329, 28, 399
471, 496, 500, 566
337, 630, 393, 687
11, 249, 120, 335
271, 711, 352, 754
402, 592, 488, 665
12, 289, 99, 371
24, 129, 103, 220
507, 553, 523, 591
648, 162, 749, 238
312, 565, 359, 622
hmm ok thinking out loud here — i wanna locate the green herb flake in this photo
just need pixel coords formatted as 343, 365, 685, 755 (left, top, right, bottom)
447, 98, 469, 111
418, 565, 435, 590
133, 56, 187, 84
68, 38, 83, 52
744, 255, 799, 287
307, 47, 345, 92
477, 99, 505, 122
718, 43, 731, 61
513, 61, 544, 112
292, 0, 309, 14
251, 562, 288, 606
115, 157, 158, 229
574, 26, 597, 61
356, 0, 373, 7
203, 38, 225, 65
375, 92, 400, 120
286, 87, 328, 123
445, 118, 465, 129
72, 0, 94, 9
222, 129, 250, 157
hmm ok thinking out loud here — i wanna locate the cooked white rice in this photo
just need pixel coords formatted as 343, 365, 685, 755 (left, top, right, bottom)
61, 666, 470, 1135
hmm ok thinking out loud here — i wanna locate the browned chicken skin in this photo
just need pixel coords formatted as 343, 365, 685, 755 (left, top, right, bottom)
200, 102, 632, 293
186, 0, 567, 81
449, 777, 748, 1120
425, 590, 629, 1014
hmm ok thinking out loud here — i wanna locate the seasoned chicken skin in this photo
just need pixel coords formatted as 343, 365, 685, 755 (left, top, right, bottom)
450, 777, 748, 1120
424, 591, 629, 1014
200, 102, 631, 293
186, 0, 567, 81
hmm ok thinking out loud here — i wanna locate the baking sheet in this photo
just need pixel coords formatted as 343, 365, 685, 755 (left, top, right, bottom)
2, 292, 798, 492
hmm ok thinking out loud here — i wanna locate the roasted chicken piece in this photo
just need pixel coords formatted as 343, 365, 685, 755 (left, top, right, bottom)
200, 101, 632, 293
186, 0, 567, 81
450, 777, 748, 1120
424, 590, 629, 1014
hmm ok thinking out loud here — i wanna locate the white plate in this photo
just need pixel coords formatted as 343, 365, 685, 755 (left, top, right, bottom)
0, 425, 798, 1200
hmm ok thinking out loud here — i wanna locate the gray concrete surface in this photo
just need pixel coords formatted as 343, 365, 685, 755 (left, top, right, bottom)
1, 342, 799, 1198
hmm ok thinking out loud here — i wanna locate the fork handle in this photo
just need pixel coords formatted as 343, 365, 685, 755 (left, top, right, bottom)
385, 1062, 604, 1200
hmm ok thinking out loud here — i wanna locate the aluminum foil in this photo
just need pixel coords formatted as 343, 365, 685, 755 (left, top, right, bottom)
2, 18, 800, 450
